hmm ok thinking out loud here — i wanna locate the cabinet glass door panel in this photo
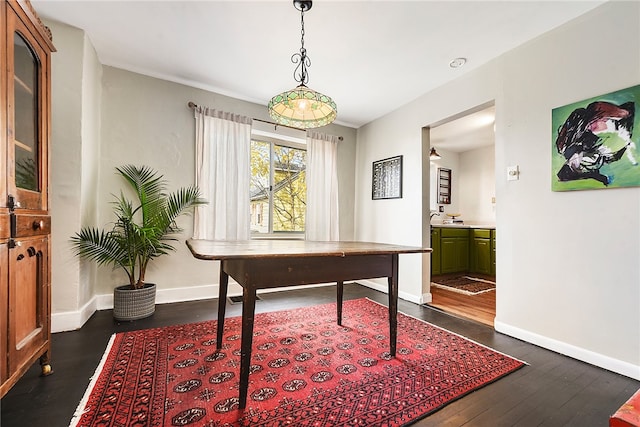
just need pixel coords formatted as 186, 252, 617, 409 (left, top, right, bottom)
7, 11, 48, 213
13, 32, 39, 192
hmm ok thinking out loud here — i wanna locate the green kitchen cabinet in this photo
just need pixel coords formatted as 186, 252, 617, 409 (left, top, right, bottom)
430, 227, 441, 275
491, 229, 496, 276
471, 229, 492, 275
440, 228, 469, 274
432, 227, 495, 276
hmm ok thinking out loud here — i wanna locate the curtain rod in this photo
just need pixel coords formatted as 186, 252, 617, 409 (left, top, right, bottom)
187, 101, 343, 141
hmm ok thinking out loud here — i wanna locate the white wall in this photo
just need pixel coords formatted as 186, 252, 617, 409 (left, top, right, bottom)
48, 21, 102, 332
459, 145, 495, 224
79, 33, 102, 306
494, 2, 639, 379
428, 148, 460, 219
429, 145, 495, 224
96, 66, 357, 295
47, 2, 639, 379
355, 109, 426, 302
49, 21, 83, 315
96, 66, 225, 297
355, 2, 639, 379
47, 28, 357, 330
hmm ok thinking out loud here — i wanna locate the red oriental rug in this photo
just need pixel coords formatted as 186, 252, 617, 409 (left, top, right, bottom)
70, 298, 525, 427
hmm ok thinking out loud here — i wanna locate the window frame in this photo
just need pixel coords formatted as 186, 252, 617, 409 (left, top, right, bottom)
250, 126, 307, 240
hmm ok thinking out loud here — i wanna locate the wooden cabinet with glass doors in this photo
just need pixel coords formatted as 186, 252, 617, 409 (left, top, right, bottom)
0, 0, 55, 398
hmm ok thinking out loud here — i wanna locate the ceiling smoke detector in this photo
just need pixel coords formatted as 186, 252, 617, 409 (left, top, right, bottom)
449, 57, 467, 69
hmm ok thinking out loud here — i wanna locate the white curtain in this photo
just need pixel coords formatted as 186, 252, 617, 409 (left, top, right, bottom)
305, 131, 340, 241
193, 107, 252, 240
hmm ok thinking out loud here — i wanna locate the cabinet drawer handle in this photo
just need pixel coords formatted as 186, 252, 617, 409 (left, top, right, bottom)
33, 220, 45, 230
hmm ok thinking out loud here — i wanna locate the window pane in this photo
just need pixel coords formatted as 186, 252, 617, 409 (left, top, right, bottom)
250, 140, 270, 234
272, 145, 306, 233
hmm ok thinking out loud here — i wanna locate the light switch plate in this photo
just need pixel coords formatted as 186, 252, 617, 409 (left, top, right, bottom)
507, 165, 519, 181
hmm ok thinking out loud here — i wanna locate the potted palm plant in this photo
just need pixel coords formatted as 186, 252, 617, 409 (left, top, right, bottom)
71, 165, 206, 321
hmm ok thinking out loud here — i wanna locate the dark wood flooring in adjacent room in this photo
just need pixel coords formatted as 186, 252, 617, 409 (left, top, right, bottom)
1, 284, 638, 427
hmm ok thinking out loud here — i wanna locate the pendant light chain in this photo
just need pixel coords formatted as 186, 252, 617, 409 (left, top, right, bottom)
300, 6, 305, 52
267, 0, 337, 129
293, 5, 310, 86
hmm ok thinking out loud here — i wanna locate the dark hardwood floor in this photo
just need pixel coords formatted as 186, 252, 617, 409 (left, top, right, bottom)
1, 283, 638, 426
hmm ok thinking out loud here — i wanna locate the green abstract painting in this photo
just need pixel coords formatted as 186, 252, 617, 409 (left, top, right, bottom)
552, 84, 640, 191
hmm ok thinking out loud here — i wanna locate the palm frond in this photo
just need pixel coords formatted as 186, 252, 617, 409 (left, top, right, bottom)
71, 165, 207, 288
116, 165, 166, 224
70, 228, 136, 285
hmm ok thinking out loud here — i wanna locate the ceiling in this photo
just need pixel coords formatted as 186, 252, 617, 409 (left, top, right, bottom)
430, 105, 495, 153
32, 1, 604, 130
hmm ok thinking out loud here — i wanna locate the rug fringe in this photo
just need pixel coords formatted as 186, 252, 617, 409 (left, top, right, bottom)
68, 333, 117, 427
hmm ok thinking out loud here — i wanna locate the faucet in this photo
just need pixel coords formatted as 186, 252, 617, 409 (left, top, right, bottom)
429, 211, 440, 230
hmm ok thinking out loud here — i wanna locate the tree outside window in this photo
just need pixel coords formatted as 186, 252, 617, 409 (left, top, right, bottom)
250, 140, 306, 235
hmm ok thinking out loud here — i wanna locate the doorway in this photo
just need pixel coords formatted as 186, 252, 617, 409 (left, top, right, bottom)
425, 104, 496, 326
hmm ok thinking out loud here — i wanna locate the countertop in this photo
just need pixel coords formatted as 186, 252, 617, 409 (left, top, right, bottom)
431, 223, 496, 229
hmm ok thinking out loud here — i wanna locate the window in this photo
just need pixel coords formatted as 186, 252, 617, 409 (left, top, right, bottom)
250, 126, 307, 237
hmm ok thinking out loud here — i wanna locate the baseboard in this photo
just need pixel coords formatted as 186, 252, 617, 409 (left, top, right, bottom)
52, 281, 342, 332
356, 279, 423, 304
495, 319, 640, 381
421, 292, 432, 304
94, 283, 221, 311
51, 296, 98, 333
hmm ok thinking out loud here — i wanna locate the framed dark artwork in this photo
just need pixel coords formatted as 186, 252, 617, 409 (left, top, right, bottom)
552, 84, 640, 191
372, 155, 402, 200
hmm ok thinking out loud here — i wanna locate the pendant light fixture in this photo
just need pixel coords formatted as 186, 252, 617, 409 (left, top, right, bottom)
429, 147, 442, 160
268, 0, 337, 129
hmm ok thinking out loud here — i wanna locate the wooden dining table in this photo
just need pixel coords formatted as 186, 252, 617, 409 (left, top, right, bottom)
185, 239, 429, 410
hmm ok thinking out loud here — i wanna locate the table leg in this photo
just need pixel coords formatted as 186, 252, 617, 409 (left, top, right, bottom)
388, 254, 399, 357
336, 281, 344, 325
216, 262, 229, 351
239, 287, 257, 410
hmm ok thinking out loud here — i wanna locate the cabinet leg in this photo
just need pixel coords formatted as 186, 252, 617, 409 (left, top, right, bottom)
40, 352, 54, 377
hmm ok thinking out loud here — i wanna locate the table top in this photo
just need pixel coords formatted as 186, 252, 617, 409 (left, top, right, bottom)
186, 239, 430, 260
